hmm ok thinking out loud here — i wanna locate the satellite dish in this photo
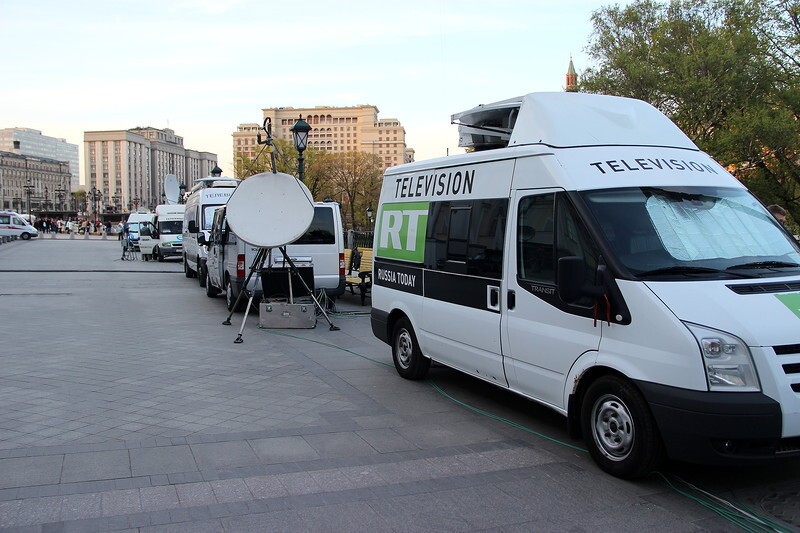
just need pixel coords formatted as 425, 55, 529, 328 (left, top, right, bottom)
164, 174, 180, 205
225, 172, 315, 248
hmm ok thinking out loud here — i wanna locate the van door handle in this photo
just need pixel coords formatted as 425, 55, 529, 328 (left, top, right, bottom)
487, 286, 500, 311
507, 290, 516, 310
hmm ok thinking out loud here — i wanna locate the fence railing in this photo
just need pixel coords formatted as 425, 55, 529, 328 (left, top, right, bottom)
345, 230, 374, 249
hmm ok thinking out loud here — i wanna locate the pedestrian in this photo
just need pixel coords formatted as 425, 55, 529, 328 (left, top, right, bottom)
768, 204, 788, 226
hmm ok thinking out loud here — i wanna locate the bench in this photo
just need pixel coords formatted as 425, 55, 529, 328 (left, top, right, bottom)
345, 247, 373, 305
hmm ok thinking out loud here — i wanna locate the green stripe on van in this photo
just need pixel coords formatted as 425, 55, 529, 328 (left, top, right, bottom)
375, 201, 429, 262
776, 293, 800, 319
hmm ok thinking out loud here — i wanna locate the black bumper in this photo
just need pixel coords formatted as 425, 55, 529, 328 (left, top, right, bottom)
635, 380, 786, 464
371, 308, 390, 345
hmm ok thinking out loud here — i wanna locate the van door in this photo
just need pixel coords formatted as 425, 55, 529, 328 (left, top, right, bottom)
420, 198, 509, 386
502, 189, 602, 410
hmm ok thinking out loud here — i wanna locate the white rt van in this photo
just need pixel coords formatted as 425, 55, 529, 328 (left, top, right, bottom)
0, 211, 38, 240
371, 92, 800, 478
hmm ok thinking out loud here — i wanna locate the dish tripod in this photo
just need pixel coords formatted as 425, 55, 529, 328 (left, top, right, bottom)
223, 246, 339, 343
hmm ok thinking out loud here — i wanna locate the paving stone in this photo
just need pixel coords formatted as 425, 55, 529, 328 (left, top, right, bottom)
60, 449, 131, 483
175, 482, 217, 507
190, 441, 260, 471
101, 488, 142, 517
0, 455, 63, 489
139, 485, 180, 512
209, 479, 253, 503
60, 492, 102, 521
248, 436, 320, 464
129, 446, 197, 477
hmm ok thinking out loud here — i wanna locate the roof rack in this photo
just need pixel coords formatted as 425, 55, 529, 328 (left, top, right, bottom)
188, 176, 240, 194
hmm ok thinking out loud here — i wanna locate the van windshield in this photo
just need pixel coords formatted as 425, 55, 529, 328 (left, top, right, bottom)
581, 186, 800, 279
159, 221, 182, 234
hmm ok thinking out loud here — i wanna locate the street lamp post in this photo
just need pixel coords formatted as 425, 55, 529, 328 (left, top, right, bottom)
88, 187, 102, 220
23, 180, 34, 220
366, 206, 374, 229
290, 115, 312, 183
56, 187, 66, 212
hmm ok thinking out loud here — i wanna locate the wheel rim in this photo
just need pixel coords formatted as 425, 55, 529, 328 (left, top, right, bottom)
394, 329, 413, 370
591, 394, 635, 461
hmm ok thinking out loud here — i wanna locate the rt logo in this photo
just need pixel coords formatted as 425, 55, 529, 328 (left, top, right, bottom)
377, 202, 429, 262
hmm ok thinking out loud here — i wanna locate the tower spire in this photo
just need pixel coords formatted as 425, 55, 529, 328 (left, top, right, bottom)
565, 55, 578, 92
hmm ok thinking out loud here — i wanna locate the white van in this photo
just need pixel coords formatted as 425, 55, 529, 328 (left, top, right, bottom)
139, 204, 186, 262
371, 92, 800, 478
205, 201, 346, 310
0, 211, 38, 240
125, 210, 155, 251
182, 176, 239, 285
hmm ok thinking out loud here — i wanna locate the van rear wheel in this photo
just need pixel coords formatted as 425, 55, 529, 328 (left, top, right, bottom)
392, 317, 430, 380
205, 271, 220, 297
581, 375, 664, 479
225, 277, 242, 312
184, 256, 196, 278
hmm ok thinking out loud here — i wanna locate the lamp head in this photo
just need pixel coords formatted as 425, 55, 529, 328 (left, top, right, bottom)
290, 115, 312, 153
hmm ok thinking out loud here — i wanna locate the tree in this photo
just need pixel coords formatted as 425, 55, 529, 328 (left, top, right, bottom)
581, 0, 800, 227
234, 139, 329, 200
319, 151, 384, 231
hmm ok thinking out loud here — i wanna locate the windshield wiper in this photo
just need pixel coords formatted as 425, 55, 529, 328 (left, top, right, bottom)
637, 266, 753, 278
727, 261, 800, 270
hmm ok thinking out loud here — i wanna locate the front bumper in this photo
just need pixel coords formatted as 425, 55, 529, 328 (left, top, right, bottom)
635, 379, 799, 464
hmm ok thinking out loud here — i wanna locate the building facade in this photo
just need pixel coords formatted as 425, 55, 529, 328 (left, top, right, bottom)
84, 128, 217, 213
0, 128, 80, 191
233, 105, 414, 176
0, 151, 72, 214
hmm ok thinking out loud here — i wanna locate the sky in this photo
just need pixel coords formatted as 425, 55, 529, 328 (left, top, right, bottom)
0, 0, 632, 187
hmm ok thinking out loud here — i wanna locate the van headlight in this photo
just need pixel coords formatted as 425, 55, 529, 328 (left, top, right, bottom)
684, 323, 760, 392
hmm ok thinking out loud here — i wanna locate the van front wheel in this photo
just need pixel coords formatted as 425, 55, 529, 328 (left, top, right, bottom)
20, 232, 31, 240
392, 317, 430, 380
581, 375, 664, 479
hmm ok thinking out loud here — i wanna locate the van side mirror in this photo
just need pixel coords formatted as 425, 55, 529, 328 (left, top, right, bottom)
188, 220, 198, 233
197, 233, 207, 245
557, 256, 604, 304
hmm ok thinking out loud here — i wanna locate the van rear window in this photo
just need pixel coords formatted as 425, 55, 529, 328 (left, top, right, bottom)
293, 207, 335, 245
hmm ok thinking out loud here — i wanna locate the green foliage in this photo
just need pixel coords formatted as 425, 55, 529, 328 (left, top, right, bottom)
582, 0, 800, 226
233, 138, 384, 228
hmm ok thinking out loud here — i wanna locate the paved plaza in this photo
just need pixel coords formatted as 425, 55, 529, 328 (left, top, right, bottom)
0, 235, 798, 532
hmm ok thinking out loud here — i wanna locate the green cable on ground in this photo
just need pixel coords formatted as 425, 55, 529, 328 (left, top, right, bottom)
428, 381, 589, 453
263, 328, 792, 533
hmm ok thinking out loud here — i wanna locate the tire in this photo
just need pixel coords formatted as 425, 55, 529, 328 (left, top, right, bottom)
205, 271, 220, 297
184, 256, 196, 278
225, 276, 242, 312
581, 375, 664, 479
392, 317, 430, 380
198, 262, 207, 287
155, 247, 164, 262
20, 232, 31, 240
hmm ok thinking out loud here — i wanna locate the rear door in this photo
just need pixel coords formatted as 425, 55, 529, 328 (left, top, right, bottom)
281, 204, 342, 292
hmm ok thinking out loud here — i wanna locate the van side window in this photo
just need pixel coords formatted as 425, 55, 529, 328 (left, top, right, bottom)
12, 216, 23, 225
517, 193, 598, 297
425, 199, 507, 279
518, 194, 555, 283
0, 215, 10, 224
